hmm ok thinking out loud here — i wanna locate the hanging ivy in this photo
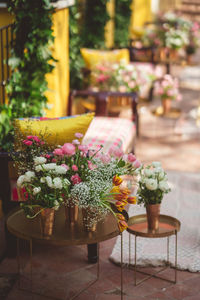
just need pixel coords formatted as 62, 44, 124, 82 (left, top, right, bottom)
80, 0, 110, 49
0, 0, 56, 151
6, 0, 56, 118
114, 0, 132, 48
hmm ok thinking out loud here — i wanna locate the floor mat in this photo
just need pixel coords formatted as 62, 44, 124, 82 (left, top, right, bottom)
0, 273, 17, 299
110, 170, 200, 272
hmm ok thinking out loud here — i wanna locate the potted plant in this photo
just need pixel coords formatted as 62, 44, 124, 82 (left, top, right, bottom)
136, 161, 171, 231
155, 74, 182, 115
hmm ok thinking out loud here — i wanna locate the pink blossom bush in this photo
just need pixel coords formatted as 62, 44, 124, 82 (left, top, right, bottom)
155, 74, 182, 101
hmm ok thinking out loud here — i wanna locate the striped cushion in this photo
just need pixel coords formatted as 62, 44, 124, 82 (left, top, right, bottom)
82, 116, 136, 153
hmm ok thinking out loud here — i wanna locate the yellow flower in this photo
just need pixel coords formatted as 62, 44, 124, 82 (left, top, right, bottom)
113, 175, 123, 186
24, 48, 28, 54
110, 185, 120, 194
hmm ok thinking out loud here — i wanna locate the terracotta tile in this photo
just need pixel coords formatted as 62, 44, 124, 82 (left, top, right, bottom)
124, 281, 157, 297
183, 295, 200, 300
165, 283, 196, 300
144, 291, 175, 299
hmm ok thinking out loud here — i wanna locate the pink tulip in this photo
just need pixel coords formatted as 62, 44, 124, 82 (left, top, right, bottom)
62, 143, 76, 156
75, 132, 83, 139
127, 153, 136, 163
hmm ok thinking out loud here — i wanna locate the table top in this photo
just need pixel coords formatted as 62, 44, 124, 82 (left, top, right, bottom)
127, 214, 181, 238
6, 207, 120, 246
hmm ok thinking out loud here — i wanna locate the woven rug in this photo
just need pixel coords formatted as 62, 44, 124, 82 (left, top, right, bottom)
110, 170, 200, 272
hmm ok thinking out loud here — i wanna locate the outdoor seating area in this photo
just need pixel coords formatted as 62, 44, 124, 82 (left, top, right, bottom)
0, 0, 200, 299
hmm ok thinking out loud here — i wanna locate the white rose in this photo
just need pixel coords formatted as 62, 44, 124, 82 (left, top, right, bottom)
145, 178, 158, 190
64, 178, 71, 185
25, 171, 35, 181
40, 177, 45, 183
34, 156, 47, 165
54, 200, 60, 210
43, 163, 57, 171
152, 161, 161, 168
17, 175, 25, 187
53, 177, 63, 189
33, 187, 41, 195
144, 169, 154, 177
35, 165, 43, 172
159, 181, 170, 192
54, 166, 67, 175
46, 176, 53, 188
158, 170, 165, 180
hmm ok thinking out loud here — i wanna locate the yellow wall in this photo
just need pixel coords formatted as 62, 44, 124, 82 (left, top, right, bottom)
45, 8, 69, 117
105, 0, 115, 49
0, 8, 13, 27
130, 0, 152, 38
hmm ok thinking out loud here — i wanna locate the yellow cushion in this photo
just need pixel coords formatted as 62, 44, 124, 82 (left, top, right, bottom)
80, 48, 130, 69
14, 113, 94, 147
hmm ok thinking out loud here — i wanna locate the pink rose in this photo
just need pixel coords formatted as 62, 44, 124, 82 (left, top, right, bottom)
62, 143, 76, 156
72, 165, 78, 171
75, 132, 83, 139
109, 146, 124, 158
71, 174, 82, 185
53, 148, 63, 156
52, 158, 57, 163
23, 140, 33, 146
127, 153, 136, 163
45, 154, 51, 159
133, 160, 141, 168
61, 164, 69, 171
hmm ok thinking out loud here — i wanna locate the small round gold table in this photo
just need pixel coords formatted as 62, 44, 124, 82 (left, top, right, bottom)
6, 207, 124, 300
127, 214, 181, 286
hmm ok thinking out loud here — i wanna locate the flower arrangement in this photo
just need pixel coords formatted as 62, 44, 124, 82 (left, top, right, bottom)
90, 61, 149, 94
155, 74, 182, 102
15, 132, 141, 231
136, 161, 171, 207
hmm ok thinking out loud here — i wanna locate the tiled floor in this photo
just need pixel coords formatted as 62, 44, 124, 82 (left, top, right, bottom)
1, 64, 200, 299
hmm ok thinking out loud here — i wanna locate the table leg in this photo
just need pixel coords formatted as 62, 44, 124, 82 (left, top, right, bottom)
134, 235, 137, 286
167, 236, 169, 265
129, 233, 131, 266
175, 231, 177, 283
121, 233, 123, 300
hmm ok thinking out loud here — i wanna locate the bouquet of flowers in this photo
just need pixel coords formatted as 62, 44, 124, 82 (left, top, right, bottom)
90, 61, 150, 94
15, 132, 141, 231
136, 161, 171, 207
155, 74, 182, 101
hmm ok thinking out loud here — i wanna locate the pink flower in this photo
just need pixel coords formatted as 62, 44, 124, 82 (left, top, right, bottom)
23, 140, 33, 146
53, 148, 63, 156
109, 147, 124, 158
167, 89, 174, 97
72, 165, 78, 171
71, 174, 82, 185
72, 139, 80, 145
119, 85, 127, 93
88, 161, 97, 170
52, 158, 57, 163
128, 81, 136, 89
62, 143, 76, 156
45, 154, 51, 159
176, 94, 182, 101
97, 74, 110, 83
75, 132, 83, 139
127, 153, 136, 163
61, 164, 69, 171
78, 145, 88, 153
133, 160, 141, 168
100, 154, 111, 164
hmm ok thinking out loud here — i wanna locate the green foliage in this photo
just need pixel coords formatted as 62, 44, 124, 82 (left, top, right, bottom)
0, 0, 56, 152
114, 0, 132, 48
69, 0, 110, 89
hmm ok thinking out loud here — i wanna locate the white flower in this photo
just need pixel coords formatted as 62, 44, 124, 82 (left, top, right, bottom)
158, 170, 165, 180
53, 177, 63, 189
145, 178, 158, 190
34, 156, 47, 165
46, 176, 53, 188
25, 171, 35, 181
54, 200, 60, 210
43, 163, 57, 171
17, 175, 25, 187
152, 161, 161, 168
159, 180, 170, 192
54, 165, 67, 175
64, 178, 71, 185
40, 177, 46, 183
144, 169, 154, 177
35, 165, 43, 172
33, 187, 41, 195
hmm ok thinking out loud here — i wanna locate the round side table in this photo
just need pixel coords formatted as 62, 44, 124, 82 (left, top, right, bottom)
127, 214, 181, 286
6, 207, 124, 300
